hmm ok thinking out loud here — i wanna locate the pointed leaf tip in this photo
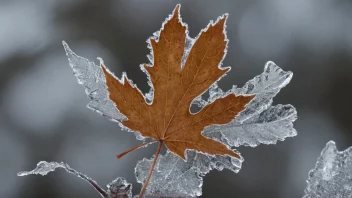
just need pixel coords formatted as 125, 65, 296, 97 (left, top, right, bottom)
174, 4, 181, 13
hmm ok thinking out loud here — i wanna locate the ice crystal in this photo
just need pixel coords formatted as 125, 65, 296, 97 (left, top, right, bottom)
135, 150, 241, 197
17, 161, 132, 198
63, 41, 126, 122
203, 61, 297, 147
303, 141, 352, 198
107, 177, 132, 198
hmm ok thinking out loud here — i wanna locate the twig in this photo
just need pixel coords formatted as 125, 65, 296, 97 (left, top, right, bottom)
117, 141, 157, 159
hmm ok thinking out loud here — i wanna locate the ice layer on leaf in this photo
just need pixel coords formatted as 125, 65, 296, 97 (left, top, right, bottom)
107, 177, 132, 198
135, 150, 242, 197
63, 41, 126, 122
233, 61, 293, 122
203, 62, 297, 147
18, 161, 109, 198
303, 141, 352, 198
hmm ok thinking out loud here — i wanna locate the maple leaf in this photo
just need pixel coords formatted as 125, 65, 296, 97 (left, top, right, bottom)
64, 4, 256, 197
101, 5, 254, 160
100, 5, 254, 196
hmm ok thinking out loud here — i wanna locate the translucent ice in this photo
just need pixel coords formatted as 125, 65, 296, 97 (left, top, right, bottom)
107, 177, 132, 198
204, 62, 297, 147
17, 161, 132, 198
303, 141, 352, 198
63, 41, 126, 122
135, 150, 242, 197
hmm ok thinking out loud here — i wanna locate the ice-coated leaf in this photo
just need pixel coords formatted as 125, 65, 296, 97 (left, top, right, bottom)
204, 104, 297, 147
303, 141, 352, 198
233, 61, 293, 122
107, 177, 132, 198
63, 41, 126, 122
203, 61, 297, 147
135, 150, 242, 197
17, 161, 109, 198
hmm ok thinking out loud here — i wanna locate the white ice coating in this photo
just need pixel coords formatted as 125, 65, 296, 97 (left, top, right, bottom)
203, 61, 297, 147
106, 177, 132, 198
63, 42, 147, 141
18, 161, 133, 198
135, 150, 242, 197
62, 41, 126, 122
17, 161, 109, 198
17, 161, 67, 176
303, 141, 352, 198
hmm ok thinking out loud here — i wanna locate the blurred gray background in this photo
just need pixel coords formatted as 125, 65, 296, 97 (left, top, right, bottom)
1, 0, 352, 197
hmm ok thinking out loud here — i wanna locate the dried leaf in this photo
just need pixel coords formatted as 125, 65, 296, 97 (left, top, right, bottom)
135, 62, 295, 197
101, 5, 254, 160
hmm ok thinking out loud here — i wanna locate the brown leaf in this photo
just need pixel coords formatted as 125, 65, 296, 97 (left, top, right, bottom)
101, 5, 254, 160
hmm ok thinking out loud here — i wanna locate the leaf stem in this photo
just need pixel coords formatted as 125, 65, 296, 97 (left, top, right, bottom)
139, 140, 163, 198
117, 141, 157, 159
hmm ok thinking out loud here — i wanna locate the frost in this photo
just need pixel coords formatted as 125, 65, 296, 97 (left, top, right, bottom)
303, 141, 352, 198
204, 61, 297, 147
62, 41, 126, 122
17, 161, 132, 198
233, 61, 293, 122
107, 177, 132, 198
135, 150, 242, 197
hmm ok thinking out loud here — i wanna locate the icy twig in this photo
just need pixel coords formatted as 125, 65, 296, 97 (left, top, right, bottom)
18, 161, 108, 197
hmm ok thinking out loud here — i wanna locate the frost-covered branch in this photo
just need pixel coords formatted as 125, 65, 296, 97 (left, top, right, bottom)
18, 161, 132, 198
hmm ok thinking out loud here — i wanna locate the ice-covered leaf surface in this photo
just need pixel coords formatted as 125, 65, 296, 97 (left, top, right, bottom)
63, 41, 126, 122
107, 177, 132, 198
135, 150, 242, 197
204, 62, 297, 147
303, 141, 352, 198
